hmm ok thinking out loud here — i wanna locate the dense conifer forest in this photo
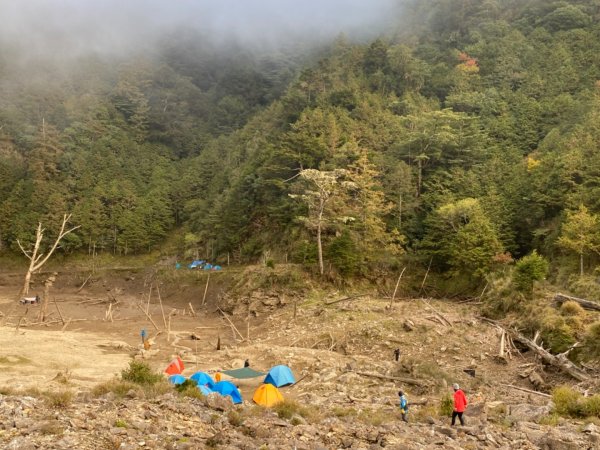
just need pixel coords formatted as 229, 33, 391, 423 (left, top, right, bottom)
2, 0, 600, 298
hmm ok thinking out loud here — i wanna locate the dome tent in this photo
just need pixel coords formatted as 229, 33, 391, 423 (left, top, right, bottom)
168, 374, 186, 385
253, 383, 284, 407
190, 371, 215, 388
264, 365, 295, 387
197, 384, 213, 396
212, 380, 243, 404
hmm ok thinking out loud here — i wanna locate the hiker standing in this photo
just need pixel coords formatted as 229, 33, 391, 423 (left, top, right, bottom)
451, 383, 467, 426
398, 390, 409, 423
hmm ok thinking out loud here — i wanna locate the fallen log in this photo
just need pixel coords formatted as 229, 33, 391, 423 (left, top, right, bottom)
217, 307, 245, 341
512, 333, 588, 381
325, 294, 369, 306
501, 383, 551, 398
478, 317, 589, 382
554, 293, 600, 312
353, 370, 427, 387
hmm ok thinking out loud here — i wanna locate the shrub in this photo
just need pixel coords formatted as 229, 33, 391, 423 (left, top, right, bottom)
176, 380, 204, 399
513, 251, 548, 294
582, 321, 600, 360
542, 323, 576, 354
560, 301, 585, 316
552, 386, 582, 417
43, 390, 73, 408
583, 395, 600, 417
439, 393, 454, 417
326, 231, 359, 277
121, 360, 163, 385
227, 410, 244, 427
273, 399, 302, 420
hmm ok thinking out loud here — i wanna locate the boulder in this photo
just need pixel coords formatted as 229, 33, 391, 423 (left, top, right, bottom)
508, 403, 551, 423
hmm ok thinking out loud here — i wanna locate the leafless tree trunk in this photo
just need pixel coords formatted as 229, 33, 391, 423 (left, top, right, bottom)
38, 273, 56, 322
17, 214, 79, 296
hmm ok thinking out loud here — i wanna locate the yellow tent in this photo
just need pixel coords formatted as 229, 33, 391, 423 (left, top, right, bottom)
252, 383, 284, 407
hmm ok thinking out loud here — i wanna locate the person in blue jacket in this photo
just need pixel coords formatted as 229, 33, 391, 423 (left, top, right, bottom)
398, 390, 409, 422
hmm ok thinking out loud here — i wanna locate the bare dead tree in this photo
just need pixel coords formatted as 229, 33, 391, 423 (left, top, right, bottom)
17, 214, 80, 296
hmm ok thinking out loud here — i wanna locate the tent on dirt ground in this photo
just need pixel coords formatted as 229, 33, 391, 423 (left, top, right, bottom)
165, 356, 184, 375
253, 383, 284, 407
168, 374, 186, 385
190, 371, 215, 388
222, 367, 265, 379
264, 365, 295, 387
212, 380, 243, 404
197, 384, 213, 396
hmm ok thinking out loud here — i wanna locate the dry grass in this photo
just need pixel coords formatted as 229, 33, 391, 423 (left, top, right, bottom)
43, 390, 74, 408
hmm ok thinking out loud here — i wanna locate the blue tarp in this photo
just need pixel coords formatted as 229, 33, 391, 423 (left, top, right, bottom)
264, 365, 295, 387
168, 374, 186, 385
190, 371, 215, 388
188, 260, 205, 269
212, 380, 243, 404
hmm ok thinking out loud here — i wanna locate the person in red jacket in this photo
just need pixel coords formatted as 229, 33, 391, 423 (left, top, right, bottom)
451, 383, 468, 426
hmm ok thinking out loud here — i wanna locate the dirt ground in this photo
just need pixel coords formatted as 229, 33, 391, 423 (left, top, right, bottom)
0, 265, 587, 408
0, 269, 243, 392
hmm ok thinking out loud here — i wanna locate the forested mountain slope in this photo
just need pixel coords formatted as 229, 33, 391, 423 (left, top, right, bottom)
2, 0, 600, 291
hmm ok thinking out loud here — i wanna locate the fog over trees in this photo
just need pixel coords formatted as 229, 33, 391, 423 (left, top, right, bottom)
1, 0, 600, 303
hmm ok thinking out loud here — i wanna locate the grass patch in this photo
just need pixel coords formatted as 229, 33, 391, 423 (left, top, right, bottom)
412, 361, 453, 389
552, 386, 600, 418
539, 414, 561, 426
272, 399, 320, 422
114, 419, 128, 428
121, 360, 163, 385
0, 386, 14, 395
92, 377, 171, 399
92, 379, 139, 398
43, 390, 74, 408
357, 408, 395, 426
332, 406, 358, 418
560, 301, 585, 316
39, 421, 64, 435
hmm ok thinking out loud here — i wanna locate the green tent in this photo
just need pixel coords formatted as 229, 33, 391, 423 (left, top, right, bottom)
222, 367, 266, 379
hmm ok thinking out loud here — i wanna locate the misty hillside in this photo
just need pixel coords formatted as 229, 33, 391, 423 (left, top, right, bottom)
2, 0, 600, 301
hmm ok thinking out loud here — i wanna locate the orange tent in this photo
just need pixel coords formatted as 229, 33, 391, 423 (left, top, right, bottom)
253, 383, 284, 407
165, 356, 184, 375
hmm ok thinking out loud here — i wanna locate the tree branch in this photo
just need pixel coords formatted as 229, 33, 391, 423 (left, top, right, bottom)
31, 214, 80, 272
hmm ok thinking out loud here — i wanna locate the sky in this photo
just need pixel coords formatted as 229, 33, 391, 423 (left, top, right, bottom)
0, 0, 401, 58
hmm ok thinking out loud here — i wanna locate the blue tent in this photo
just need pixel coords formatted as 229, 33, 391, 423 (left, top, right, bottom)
203, 263, 213, 270
190, 371, 215, 389
188, 260, 205, 269
168, 374, 186, 385
197, 385, 213, 396
264, 365, 295, 387
212, 381, 243, 404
